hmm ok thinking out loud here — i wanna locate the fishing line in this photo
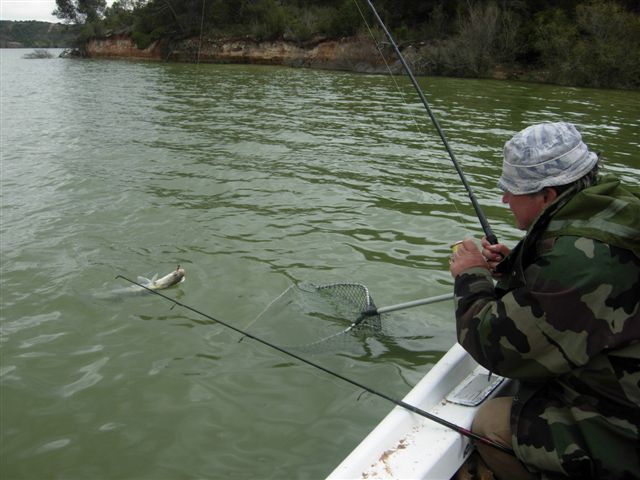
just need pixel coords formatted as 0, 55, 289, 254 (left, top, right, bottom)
197, 0, 206, 64
115, 274, 514, 455
352, 0, 419, 129
243, 284, 292, 332
352, 2, 457, 207
354, 0, 499, 245
351, 0, 468, 228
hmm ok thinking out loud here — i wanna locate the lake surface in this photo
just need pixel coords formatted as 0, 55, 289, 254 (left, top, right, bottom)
1, 48, 638, 479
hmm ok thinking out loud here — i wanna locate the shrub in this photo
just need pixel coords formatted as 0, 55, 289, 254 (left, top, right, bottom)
574, 1, 640, 88
419, 1, 522, 77
247, 0, 286, 41
533, 8, 579, 84
533, 1, 640, 89
22, 49, 54, 59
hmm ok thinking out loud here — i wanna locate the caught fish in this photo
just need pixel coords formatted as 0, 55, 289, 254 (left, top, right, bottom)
137, 265, 186, 291
96, 265, 186, 300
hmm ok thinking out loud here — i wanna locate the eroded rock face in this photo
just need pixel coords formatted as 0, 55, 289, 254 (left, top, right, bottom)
84, 35, 393, 73
85, 35, 164, 60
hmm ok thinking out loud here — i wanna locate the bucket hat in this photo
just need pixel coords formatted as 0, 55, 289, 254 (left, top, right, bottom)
498, 122, 598, 195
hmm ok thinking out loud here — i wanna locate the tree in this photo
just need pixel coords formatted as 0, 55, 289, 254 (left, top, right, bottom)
54, 0, 107, 24
102, 1, 141, 31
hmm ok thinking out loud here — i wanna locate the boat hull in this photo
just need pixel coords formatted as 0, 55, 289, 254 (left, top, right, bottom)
328, 343, 510, 480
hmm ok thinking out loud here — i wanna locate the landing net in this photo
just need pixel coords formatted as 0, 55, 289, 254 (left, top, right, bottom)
247, 282, 382, 354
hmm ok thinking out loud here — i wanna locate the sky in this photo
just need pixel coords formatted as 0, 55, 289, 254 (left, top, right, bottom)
0, 0, 115, 23
1, 0, 63, 22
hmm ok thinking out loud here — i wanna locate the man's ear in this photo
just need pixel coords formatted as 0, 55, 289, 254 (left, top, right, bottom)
543, 187, 558, 205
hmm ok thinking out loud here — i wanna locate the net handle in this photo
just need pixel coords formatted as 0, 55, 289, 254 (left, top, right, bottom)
353, 291, 454, 326
375, 293, 454, 315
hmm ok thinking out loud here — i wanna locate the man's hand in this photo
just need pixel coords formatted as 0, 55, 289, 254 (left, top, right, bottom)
449, 238, 489, 278
481, 237, 510, 274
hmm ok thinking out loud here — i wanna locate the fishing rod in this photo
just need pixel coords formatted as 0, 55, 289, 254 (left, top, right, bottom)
116, 275, 513, 455
360, 0, 499, 245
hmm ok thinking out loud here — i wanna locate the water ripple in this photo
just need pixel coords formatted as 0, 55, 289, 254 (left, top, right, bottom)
1, 51, 638, 480
59, 357, 109, 398
1, 312, 61, 340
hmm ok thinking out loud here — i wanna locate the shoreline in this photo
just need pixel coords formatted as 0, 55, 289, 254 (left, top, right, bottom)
83, 34, 525, 82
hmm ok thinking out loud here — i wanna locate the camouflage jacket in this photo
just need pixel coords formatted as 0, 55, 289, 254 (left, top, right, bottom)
454, 177, 640, 479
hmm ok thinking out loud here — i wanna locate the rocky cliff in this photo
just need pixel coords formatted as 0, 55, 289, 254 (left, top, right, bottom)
85, 34, 396, 73
85, 35, 165, 60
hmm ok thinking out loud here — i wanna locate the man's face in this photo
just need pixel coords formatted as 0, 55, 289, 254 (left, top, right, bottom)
502, 190, 550, 230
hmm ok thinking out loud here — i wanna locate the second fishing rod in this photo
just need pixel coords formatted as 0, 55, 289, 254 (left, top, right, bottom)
116, 274, 514, 455
360, 0, 499, 246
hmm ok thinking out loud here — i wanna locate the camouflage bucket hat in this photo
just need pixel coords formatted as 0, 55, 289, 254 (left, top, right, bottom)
498, 122, 598, 195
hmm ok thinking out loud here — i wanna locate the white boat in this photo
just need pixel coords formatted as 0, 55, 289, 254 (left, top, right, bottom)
328, 343, 511, 480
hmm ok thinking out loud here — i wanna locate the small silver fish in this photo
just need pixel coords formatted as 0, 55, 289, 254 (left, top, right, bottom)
137, 265, 186, 290
97, 266, 186, 299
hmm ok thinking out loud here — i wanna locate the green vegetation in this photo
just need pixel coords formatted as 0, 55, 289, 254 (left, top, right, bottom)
0, 20, 81, 48
55, 0, 640, 89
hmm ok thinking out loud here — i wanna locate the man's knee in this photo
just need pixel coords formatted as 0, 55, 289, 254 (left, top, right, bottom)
472, 396, 513, 444
471, 397, 538, 480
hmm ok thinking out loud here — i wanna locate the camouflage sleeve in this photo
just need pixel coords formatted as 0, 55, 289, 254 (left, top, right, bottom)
454, 236, 640, 380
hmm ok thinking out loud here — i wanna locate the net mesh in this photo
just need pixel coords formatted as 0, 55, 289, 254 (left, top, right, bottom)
246, 282, 382, 354
311, 282, 376, 320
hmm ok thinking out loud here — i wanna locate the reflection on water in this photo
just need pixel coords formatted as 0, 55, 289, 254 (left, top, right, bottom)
1, 49, 639, 479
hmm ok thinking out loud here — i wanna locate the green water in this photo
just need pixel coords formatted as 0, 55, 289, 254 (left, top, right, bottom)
1, 48, 638, 479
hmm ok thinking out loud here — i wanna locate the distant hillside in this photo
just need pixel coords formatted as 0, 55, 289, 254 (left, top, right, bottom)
0, 20, 81, 48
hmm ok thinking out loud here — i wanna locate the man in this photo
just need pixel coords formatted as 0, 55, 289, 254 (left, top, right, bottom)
449, 122, 640, 479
